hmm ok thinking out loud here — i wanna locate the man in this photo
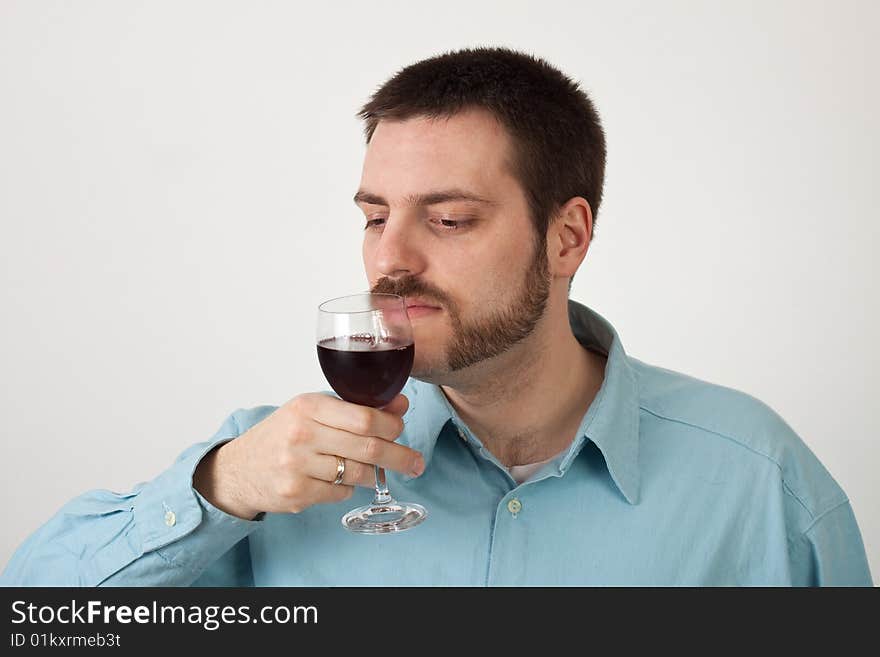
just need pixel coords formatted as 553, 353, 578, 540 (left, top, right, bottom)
2, 47, 872, 586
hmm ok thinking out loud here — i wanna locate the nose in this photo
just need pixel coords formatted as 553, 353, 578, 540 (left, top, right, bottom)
369, 214, 427, 279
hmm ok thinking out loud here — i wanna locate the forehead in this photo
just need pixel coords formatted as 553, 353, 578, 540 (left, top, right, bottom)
360, 109, 517, 196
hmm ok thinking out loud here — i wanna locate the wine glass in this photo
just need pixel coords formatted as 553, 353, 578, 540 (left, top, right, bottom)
316, 292, 427, 534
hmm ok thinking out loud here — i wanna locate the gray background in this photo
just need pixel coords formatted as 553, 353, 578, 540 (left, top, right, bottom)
1, 0, 877, 584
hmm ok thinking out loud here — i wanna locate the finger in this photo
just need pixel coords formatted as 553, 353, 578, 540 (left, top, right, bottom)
311, 396, 406, 441
309, 422, 425, 477
303, 453, 375, 488
297, 478, 355, 508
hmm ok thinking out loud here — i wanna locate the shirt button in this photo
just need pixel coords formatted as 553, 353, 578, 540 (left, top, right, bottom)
164, 510, 176, 527
507, 498, 522, 516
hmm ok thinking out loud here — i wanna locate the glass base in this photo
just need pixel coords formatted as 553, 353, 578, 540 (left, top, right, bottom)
341, 499, 427, 534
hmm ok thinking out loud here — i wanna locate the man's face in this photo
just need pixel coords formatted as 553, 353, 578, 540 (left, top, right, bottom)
356, 109, 552, 381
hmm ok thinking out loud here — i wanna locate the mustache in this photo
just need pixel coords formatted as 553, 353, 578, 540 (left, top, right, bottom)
370, 276, 451, 308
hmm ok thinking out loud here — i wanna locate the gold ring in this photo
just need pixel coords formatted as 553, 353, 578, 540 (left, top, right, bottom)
332, 455, 346, 485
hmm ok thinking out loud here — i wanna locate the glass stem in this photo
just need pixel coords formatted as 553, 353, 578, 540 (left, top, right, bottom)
373, 466, 392, 505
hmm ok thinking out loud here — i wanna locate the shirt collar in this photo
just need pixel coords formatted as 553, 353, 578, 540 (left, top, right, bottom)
400, 300, 641, 505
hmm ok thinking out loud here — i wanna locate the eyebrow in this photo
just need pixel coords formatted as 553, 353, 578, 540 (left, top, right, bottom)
353, 188, 495, 207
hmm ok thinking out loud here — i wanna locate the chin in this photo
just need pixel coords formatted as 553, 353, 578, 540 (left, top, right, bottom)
410, 370, 449, 386
410, 360, 441, 380
410, 353, 450, 383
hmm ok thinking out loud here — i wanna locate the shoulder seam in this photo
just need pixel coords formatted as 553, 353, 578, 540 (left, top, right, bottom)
802, 498, 851, 535
639, 404, 815, 519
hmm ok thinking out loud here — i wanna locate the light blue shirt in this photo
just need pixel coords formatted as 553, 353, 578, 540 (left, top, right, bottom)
2, 301, 872, 586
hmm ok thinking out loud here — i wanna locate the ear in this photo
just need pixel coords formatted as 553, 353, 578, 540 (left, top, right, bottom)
547, 197, 593, 279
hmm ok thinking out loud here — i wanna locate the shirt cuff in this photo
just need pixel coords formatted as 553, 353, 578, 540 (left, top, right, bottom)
128, 414, 262, 577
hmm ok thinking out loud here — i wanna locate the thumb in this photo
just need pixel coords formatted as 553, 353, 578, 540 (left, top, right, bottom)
382, 393, 409, 417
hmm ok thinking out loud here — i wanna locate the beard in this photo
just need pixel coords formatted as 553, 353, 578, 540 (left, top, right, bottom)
370, 235, 552, 377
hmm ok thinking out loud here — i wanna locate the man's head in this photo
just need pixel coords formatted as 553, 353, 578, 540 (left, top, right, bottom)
354, 47, 606, 381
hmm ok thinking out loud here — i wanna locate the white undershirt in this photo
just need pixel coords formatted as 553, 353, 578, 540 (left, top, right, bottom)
506, 447, 569, 485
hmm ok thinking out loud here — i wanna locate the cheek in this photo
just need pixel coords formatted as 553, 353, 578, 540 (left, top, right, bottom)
452, 264, 509, 317
469, 246, 531, 307
362, 239, 377, 280
472, 239, 514, 281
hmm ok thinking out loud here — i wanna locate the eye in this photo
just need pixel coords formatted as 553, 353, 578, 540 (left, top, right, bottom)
430, 217, 472, 231
364, 215, 474, 232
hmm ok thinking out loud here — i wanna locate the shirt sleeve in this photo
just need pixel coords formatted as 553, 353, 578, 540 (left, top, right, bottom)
789, 500, 874, 586
0, 410, 263, 587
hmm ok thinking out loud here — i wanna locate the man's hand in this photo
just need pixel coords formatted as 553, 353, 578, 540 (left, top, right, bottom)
192, 393, 422, 520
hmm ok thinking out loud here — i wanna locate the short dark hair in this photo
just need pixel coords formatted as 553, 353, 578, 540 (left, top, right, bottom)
357, 46, 607, 245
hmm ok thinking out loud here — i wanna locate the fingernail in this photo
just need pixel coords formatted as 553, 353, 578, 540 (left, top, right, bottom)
411, 456, 425, 477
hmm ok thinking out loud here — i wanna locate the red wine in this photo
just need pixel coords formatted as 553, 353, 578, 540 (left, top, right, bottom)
317, 336, 414, 408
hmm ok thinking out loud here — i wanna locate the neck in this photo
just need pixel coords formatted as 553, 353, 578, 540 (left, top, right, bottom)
439, 294, 607, 467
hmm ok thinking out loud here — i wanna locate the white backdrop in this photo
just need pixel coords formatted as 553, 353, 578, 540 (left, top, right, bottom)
1, 0, 877, 584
